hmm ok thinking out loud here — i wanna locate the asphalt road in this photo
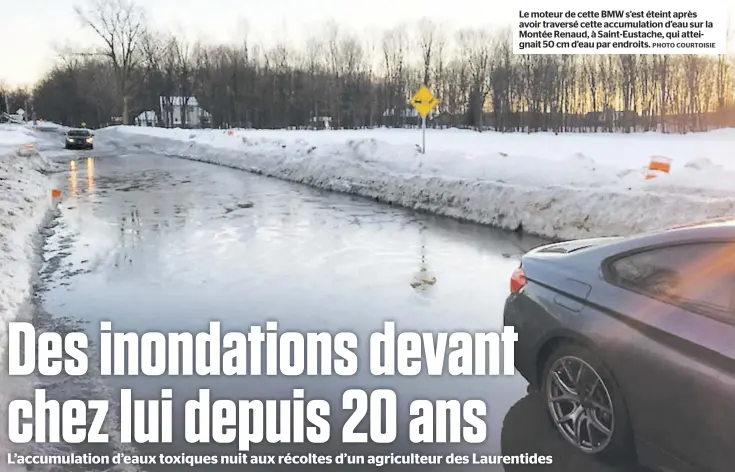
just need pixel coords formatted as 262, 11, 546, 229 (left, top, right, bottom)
28, 144, 621, 471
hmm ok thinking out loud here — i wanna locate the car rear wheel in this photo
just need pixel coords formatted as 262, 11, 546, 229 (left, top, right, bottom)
542, 344, 635, 465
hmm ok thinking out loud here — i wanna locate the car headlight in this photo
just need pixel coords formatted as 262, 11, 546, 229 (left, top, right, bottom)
86, 138, 93, 143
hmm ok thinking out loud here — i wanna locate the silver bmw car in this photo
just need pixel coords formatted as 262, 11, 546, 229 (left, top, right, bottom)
504, 218, 735, 471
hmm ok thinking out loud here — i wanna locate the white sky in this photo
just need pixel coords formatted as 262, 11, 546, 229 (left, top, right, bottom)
1, 0, 512, 87
1, 0, 733, 88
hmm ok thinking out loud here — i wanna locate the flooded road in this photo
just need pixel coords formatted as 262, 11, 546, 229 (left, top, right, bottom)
33, 151, 615, 471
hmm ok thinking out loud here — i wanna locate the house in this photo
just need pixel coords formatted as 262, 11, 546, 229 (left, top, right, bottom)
309, 116, 332, 130
0, 112, 24, 124
135, 111, 158, 127
382, 107, 421, 119
159, 96, 211, 128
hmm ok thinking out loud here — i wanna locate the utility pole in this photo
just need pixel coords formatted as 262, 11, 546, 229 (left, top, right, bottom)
3, 91, 8, 115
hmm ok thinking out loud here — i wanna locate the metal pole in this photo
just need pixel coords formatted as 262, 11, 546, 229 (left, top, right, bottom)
422, 116, 426, 154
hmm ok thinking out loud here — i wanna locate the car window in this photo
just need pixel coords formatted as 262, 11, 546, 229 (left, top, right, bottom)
68, 130, 90, 136
610, 243, 735, 316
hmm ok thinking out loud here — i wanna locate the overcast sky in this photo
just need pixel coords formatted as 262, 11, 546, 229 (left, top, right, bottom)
1, 0, 514, 87
2, 0, 733, 88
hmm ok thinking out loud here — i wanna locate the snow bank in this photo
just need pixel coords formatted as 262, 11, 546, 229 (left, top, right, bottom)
28, 121, 67, 133
0, 124, 37, 150
100, 126, 735, 240
0, 125, 62, 465
0, 134, 58, 356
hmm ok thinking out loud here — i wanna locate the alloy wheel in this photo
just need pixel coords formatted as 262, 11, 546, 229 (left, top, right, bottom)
546, 355, 615, 454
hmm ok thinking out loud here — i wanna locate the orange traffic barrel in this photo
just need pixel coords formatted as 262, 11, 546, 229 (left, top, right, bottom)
51, 189, 62, 198
645, 156, 671, 180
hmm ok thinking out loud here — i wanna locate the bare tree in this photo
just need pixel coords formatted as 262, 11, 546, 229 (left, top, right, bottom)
139, 32, 167, 122
457, 29, 492, 127
75, 0, 146, 124
417, 18, 442, 87
30, 10, 735, 133
654, 55, 671, 132
619, 55, 637, 132
304, 34, 325, 121
170, 36, 195, 126
382, 26, 409, 126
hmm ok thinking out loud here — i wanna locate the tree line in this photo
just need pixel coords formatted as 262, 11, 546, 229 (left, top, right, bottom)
8, 0, 735, 133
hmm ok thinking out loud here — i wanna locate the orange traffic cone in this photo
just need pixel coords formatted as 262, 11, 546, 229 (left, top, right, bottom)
51, 189, 62, 198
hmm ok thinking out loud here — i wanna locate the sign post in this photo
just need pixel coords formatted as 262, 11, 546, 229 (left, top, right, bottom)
409, 85, 438, 154
422, 116, 426, 154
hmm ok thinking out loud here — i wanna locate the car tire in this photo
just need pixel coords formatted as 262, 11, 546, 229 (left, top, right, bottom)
541, 344, 635, 466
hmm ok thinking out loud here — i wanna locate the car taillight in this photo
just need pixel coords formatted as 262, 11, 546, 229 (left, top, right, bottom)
510, 267, 526, 293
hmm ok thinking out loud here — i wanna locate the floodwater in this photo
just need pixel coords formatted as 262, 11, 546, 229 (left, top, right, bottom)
28, 148, 614, 471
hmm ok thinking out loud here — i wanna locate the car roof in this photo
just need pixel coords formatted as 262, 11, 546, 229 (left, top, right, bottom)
664, 217, 735, 231
580, 218, 735, 262
523, 218, 735, 282
578, 218, 735, 249
639, 218, 735, 242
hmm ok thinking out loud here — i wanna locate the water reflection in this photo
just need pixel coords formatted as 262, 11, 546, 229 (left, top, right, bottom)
412, 224, 437, 291
69, 159, 78, 196
68, 157, 96, 197
86, 157, 94, 191
41, 154, 553, 470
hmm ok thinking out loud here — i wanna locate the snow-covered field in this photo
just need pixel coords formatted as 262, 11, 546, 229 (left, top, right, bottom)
100, 125, 735, 240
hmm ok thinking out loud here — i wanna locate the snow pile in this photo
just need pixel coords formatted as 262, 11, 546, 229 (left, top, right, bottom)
0, 124, 37, 150
684, 157, 723, 172
100, 126, 735, 240
28, 121, 67, 133
0, 137, 58, 359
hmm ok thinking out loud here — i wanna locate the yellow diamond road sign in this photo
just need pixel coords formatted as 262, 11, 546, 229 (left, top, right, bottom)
409, 85, 438, 118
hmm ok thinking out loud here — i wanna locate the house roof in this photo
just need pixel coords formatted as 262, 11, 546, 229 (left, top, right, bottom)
136, 110, 157, 120
160, 96, 199, 106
